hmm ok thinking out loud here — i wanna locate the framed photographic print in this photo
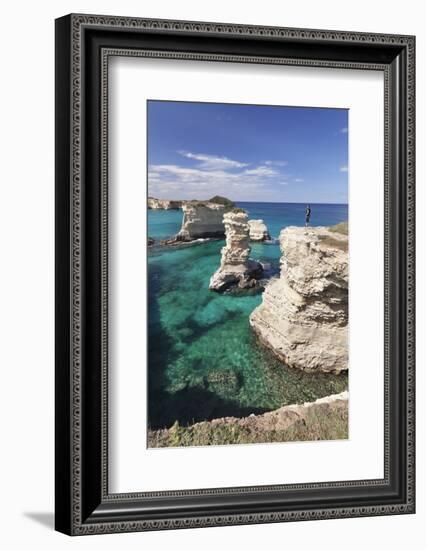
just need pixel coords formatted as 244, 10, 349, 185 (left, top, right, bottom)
55, 14, 415, 535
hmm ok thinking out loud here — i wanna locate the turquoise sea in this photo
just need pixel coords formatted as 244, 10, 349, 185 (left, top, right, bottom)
148, 202, 348, 430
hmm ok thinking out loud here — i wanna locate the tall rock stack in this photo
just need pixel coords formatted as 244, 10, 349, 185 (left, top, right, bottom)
248, 219, 271, 241
250, 225, 349, 373
209, 210, 263, 292
177, 200, 233, 241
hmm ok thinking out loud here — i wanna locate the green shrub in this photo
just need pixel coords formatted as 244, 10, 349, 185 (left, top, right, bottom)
208, 195, 235, 207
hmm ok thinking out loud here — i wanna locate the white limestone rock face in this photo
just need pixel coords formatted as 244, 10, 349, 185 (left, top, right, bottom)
148, 198, 183, 210
209, 210, 263, 291
250, 225, 348, 373
248, 219, 271, 241
177, 201, 233, 241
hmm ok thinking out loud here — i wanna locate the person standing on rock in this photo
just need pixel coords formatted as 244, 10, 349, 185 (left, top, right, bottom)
305, 204, 312, 227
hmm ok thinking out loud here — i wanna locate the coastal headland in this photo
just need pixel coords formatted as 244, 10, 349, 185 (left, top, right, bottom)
250, 223, 348, 373
147, 197, 349, 446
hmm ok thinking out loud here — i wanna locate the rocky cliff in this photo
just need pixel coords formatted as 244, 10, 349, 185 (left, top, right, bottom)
148, 197, 183, 210
209, 210, 263, 291
148, 391, 348, 447
248, 219, 271, 241
177, 200, 234, 241
250, 225, 348, 373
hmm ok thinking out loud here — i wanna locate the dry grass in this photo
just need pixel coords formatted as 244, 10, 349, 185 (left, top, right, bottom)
148, 406, 348, 448
318, 222, 349, 251
329, 221, 349, 235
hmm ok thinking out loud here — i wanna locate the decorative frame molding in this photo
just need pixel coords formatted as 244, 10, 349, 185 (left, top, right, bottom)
55, 14, 415, 535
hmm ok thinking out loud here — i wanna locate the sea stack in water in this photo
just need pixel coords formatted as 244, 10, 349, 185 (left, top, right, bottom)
148, 197, 183, 210
209, 209, 263, 292
177, 196, 234, 241
250, 224, 348, 373
248, 219, 271, 241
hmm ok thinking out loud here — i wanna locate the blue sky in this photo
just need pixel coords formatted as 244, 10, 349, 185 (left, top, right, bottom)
147, 101, 348, 204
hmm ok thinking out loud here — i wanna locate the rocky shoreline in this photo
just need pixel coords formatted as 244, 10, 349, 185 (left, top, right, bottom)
148, 197, 349, 442
148, 197, 184, 210
148, 391, 348, 447
177, 199, 234, 241
148, 195, 235, 245
149, 198, 348, 373
148, 196, 274, 247
250, 224, 348, 373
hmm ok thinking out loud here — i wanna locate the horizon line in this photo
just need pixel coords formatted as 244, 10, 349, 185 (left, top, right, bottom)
236, 200, 348, 205
148, 197, 348, 206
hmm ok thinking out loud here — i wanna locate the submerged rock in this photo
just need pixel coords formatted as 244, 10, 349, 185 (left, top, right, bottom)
206, 369, 242, 397
248, 219, 271, 241
157, 237, 216, 249
250, 225, 348, 373
209, 210, 263, 292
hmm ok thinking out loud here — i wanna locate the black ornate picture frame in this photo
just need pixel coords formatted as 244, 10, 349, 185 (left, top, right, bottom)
55, 14, 415, 535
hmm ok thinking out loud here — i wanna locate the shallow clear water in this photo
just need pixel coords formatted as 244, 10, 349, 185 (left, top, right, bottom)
148, 209, 183, 239
148, 203, 348, 429
238, 202, 348, 239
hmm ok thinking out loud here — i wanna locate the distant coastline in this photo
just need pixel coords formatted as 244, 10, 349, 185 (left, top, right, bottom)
149, 198, 349, 205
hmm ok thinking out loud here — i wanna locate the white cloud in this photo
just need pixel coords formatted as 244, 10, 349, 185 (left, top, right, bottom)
340, 127, 348, 134
340, 165, 348, 172
294, 178, 304, 183
264, 160, 288, 167
179, 151, 248, 170
149, 165, 286, 201
243, 166, 279, 177
148, 151, 292, 200
149, 164, 273, 187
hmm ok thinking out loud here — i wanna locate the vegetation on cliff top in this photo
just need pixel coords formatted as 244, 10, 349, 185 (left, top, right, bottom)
148, 403, 348, 447
208, 195, 235, 207
231, 207, 247, 214
329, 221, 348, 235
318, 222, 349, 252
149, 195, 235, 207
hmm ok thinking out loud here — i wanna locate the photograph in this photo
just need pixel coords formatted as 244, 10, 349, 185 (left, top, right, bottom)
147, 100, 349, 448
52, 9, 415, 538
